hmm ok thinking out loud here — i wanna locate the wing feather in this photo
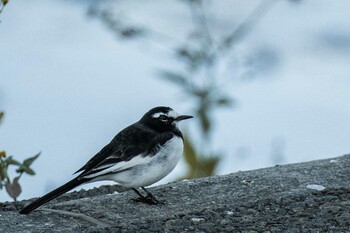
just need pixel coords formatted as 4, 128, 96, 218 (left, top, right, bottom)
80, 131, 175, 179
75, 123, 175, 180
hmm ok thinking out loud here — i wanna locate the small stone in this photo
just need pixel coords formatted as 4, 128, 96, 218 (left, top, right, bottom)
190, 217, 205, 225
220, 219, 229, 225
304, 197, 316, 206
226, 211, 234, 215
306, 184, 325, 191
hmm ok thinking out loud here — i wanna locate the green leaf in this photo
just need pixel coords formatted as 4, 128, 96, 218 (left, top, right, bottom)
119, 27, 144, 38
216, 97, 233, 107
199, 156, 219, 176
0, 163, 8, 180
6, 156, 21, 166
5, 176, 22, 200
0, 169, 4, 181
16, 165, 36, 175
176, 47, 193, 60
197, 108, 211, 135
160, 71, 189, 86
22, 152, 40, 167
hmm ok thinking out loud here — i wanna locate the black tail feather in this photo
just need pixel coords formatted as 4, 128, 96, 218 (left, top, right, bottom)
19, 178, 86, 214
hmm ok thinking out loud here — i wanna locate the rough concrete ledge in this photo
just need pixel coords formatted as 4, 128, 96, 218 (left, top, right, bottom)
1, 154, 349, 232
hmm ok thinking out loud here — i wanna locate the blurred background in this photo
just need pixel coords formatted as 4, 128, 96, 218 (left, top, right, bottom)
1, 0, 350, 201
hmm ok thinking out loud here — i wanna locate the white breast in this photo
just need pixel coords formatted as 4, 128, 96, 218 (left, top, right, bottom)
99, 135, 184, 188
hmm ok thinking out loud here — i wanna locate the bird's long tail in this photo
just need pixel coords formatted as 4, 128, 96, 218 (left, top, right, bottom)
19, 178, 86, 214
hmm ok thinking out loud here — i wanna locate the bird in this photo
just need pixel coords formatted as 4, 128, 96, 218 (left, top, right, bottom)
19, 106, 193, 214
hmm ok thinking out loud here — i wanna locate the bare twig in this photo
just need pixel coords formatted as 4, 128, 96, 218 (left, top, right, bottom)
220, 0, 278, 51
41, 208, 110, 228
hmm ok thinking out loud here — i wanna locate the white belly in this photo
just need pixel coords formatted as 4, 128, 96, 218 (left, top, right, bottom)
103, 136, 184, 187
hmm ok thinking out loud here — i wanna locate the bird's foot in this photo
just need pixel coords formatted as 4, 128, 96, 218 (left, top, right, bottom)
130, 187, 165, 205
130, 194, 163, 205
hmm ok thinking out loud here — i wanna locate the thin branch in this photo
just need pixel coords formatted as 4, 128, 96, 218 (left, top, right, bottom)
89, 3, 187, 45
220, 0, 279, 51
215, 0, 279, 87
41, 208, 110, 228
189, 1, 219, 88
192, 1, 216, 49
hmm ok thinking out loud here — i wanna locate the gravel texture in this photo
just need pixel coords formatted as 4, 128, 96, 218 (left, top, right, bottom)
0, 154, 349, 232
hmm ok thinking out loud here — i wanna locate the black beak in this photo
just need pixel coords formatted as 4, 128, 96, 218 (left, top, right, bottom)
176, 115, 193, 121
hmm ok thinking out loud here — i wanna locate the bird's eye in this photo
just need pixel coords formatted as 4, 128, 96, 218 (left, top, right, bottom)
159, 115, 168, 122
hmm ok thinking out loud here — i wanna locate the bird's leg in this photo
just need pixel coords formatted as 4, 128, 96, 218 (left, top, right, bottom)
132, 188, 145, 198
141, 187, 156, 200
130, 187, 160, 205
141, 187, 164, 205
129, 188, 146, 203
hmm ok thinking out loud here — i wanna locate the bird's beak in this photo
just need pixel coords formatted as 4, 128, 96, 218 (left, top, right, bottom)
175, 115, 193, 121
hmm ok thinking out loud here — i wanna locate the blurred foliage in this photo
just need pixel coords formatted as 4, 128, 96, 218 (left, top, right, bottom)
0, 112, 40, 201
0, 0, 8, 15
0, 111, 3, 124
0, 151, 40, 201
182, 134, 219, 179
89, 0, 278, 179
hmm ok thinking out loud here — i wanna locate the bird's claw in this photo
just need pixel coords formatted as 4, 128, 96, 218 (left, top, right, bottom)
130, 194, 163, 205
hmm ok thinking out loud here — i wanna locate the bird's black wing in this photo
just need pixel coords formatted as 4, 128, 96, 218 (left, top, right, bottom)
75, 123, 174, 178
75, 123, 151, 175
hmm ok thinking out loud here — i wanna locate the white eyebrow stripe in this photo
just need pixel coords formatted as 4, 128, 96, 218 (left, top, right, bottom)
152, 112, 166, 118
151, 110, 179, 119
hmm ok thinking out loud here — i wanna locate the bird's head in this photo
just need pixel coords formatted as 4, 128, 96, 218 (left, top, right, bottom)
140, 106, 193, 132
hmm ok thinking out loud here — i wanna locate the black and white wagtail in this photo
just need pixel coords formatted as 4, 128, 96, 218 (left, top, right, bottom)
19, 106, 193, 214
